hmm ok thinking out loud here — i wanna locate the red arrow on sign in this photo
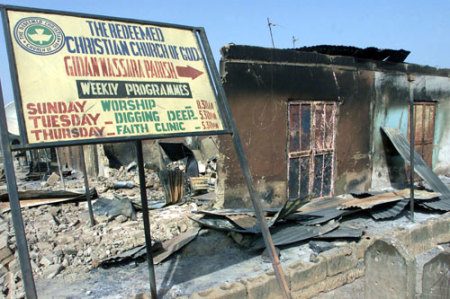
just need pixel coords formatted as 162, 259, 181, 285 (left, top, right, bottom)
176, 65, 203, 80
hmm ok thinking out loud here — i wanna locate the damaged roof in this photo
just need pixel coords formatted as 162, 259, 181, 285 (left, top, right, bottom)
296, 45, 410, 63
381, 127, 450, 211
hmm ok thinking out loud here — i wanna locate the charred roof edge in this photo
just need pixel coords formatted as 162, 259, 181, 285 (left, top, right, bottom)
220, 45, 450, 77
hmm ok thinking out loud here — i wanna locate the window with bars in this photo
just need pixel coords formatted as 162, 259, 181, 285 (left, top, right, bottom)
287, 101, 337, 200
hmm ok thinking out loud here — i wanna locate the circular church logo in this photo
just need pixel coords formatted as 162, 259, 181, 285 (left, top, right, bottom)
14, 17, 65, 55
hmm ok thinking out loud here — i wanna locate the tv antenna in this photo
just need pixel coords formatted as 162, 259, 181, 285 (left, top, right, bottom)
267, 18, 276, 48
292, 36, 299, 48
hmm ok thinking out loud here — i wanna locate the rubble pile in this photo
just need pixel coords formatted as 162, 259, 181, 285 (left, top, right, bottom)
0, 162, 200, 298
1, 134, 446, 298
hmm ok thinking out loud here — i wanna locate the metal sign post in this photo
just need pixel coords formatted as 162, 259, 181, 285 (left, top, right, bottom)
198, 30, 292, 299
79, 145, 95, 226
55, 148, 66, 190
408, 74, 415, 222
136, 140, 158, 298
0, 83, 37, 299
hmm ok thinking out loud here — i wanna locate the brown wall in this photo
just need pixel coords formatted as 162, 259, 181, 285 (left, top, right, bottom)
333, 70, 373, 195
218, 46, 374, 208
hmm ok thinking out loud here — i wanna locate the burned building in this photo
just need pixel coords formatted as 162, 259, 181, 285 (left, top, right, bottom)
216, 45, 450, 208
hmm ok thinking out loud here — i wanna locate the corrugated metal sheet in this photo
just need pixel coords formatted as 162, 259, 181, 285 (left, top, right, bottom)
226, 214, 258, 230
315, 226, 363, 239
382, 127, 450, 211
339, 189, 440, 210
153, 228, 201, 264
253, 220, 339, 249
298, 194, 355, 212
370, 198, 409, 220
266, 196, 308, 227
351, 190, 385, 198
190, 215, 257, 233
196, 208, 278, 216
195, 196, 306, 230
0, 189, 96, 201
288, 207, 346, 225
418, 199, 450, 211
0, 189, 97, 213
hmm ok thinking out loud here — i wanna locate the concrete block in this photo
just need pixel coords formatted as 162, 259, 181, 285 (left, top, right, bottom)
411, 225, 433, 255
422, 251, 450, 299
130, 293, 151, 299
0, 233, 8, 247
293, 265, 364, 298
364, 238, 416, 299
394, 216, 450, 256
0, 246, 13, 262
288, 258, 327, 292
429, 217, 450, 244
241, 271, 285, 299
1, 253, 14, 268
0, 262, 8, 276
190, 281, 247, 299
46, 172, 60, 186
321, 246, 358, 277
320, 263, 364, 293
351, 237, 374, 260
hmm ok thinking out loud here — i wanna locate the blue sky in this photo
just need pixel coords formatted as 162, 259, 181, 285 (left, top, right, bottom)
1, 0, 449, 103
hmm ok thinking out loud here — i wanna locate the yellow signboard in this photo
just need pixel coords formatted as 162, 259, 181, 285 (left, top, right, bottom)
7, 10, 225, 144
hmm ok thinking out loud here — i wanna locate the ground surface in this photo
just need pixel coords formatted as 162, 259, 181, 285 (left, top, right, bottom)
35, 210, 444, 298
1, 164, 449, 298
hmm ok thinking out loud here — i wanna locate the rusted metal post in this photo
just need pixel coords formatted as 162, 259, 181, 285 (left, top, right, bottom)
267, 18, 275, 48
198, 29, 291, 299
136, 140, 158, 298
233, 133, 292, 299
45, 148, 51, 175
0, 83, 37, 298
55, 148, 65, 190
78, 146, 95, 226
408, 74, 415, 222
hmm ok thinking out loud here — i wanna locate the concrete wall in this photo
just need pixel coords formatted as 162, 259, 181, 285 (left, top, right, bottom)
189, 213, 450, 299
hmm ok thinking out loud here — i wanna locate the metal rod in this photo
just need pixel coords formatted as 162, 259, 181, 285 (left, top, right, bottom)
136, 140, 158, 298
45, 148, 51, 175
408, 74, 415, 222
7, 129, 232, 152
37, 149, 42, 176
55, 148, 65, 190
292, 36, 298, 48
0, 82, 37, 298
78, 146, 95, 226
24, 149, 29, 165
232, 128, 291, 299
267, 18, 275, 48
198, 29, 291, 298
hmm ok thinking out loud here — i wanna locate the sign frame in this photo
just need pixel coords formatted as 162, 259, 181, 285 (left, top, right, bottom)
0, 4, 291, 299
1, 4, 232, 150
